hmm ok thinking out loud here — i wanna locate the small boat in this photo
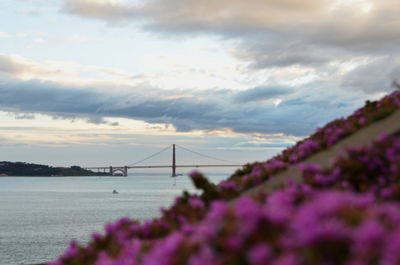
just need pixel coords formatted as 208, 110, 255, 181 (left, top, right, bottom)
112, 189, 119, 194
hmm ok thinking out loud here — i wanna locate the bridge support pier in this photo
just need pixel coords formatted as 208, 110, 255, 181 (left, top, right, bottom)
108, 166, 128, 176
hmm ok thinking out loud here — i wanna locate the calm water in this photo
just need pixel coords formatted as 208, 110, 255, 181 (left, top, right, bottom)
0, 174, 227, 265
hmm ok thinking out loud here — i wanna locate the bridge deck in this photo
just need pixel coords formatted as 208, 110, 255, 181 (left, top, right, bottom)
86, 164, 244, 169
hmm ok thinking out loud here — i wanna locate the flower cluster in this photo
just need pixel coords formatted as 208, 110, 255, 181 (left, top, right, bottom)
49, 90, 400, 265
52, 185, 400, 265
300, 132, 400, 200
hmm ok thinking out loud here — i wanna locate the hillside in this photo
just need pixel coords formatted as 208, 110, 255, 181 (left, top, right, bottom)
0, 161, 110, 176
50, 90, 400, 265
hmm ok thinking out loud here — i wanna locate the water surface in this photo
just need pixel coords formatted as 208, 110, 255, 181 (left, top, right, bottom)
0, 174, 227, 265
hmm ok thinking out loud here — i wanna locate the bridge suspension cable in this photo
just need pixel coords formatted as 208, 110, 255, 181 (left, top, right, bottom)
175, 144, 240, 164
128, 145, 172, 166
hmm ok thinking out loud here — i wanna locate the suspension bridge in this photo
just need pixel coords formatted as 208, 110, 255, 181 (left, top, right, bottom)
85, 144, 245, 177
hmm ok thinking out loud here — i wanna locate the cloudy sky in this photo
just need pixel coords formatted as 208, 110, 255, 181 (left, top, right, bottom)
0, 0, 399, 172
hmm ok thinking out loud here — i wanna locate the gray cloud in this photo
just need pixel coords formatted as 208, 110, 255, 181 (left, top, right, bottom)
233, 37, 348, 69
61, 0, 400, 87
307, 1, 400, 52
0, 79, 362, 136
234, 85, 292, 103
15, 113, 35, 120
62, 0, 140, 21
0, 55, 26, 74
341, 57, 400, 93
62, 0, 400, 51
62, 0, 323, 28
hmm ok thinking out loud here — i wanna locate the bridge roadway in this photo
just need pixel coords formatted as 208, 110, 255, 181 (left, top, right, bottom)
86, 144, 245, 176
86, 164, 244, 176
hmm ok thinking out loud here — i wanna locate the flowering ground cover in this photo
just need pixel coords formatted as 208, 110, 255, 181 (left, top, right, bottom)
49, 90, 400, 265
300, 132, 400, 200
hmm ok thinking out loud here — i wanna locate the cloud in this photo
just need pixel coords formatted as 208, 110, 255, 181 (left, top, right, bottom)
61, 0, 400, 49
307, 1, 400, 51
62, 0, 323, 29
62, 0, 323, 33
140, 0, 324, 35
0, 53, 145, 88
340, 56, 400, 93
233, 39, 346, 69
0, 32, 29, 39
0, 78, 363, 136
62, 0, 140, 21
0, 55, 28, 75
61, 0, 400, 87
0, 32, 14, 38
234, 85, 292, 103
14, 113, 35, 120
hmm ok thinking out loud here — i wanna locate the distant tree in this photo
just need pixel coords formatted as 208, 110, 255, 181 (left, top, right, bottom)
0, 161, 109, 176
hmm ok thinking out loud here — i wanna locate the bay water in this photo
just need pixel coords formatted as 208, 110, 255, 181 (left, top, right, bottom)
0, 173, 228, 265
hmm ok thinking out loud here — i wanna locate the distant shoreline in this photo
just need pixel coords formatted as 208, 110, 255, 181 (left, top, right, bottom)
0, 175, 114, 177
0, 161, 111, 177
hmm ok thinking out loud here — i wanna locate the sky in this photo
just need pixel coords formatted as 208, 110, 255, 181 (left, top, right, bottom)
0, 0, 399, 173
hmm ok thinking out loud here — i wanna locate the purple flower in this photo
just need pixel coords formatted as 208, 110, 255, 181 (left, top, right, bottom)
208, 201, 228, 221
189, 196, 204, 209
189, 171, 201, 179
382, 228, 400, 264
188, 246, 216, 265
96, 251, 114, 265
142, 220, 153, 237
63, 240, 79, 259
272, 253, 298, 265
380, 187, 394, 199
358, 116, 367, 125
142, 232, 184, 265
250, 165, 263, 177
47, 259, 62, 265
377, 132, 389, 143
91, 232, 102, 241
226, 235, 243, 251
181, 223, 195, 234
129, 223, 140, 234
353, 220, 385, 256
235, 198, 261, 237
105, 217, 131, 234
218, 180, 237, 191
264, 190, 294, 224
299, 163, 321, 173
247, 243, 272, 265
235, 197, 260, 219
193, 222, 218, 242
